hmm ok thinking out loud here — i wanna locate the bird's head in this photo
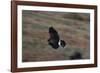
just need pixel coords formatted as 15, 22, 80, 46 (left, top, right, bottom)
58, 40, 66, 48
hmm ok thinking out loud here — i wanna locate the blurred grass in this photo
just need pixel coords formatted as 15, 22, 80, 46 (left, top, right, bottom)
22, 10, 90, 62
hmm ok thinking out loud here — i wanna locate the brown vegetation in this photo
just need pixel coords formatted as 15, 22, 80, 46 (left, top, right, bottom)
22, 10, 90, 62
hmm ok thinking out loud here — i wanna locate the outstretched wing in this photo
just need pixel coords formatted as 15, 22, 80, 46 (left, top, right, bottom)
48, 27, 60, 49
48, 27, 59, 41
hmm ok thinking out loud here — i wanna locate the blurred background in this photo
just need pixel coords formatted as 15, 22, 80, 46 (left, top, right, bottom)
22, 10, 90, 62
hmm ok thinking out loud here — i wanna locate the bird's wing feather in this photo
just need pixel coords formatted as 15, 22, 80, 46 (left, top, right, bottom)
49, 27, 59, 40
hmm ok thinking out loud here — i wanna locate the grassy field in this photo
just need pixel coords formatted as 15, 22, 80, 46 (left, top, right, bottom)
22, 10, 90, 62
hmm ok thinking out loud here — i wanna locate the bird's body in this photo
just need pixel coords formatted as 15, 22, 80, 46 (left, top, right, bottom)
48, 27, 66, 49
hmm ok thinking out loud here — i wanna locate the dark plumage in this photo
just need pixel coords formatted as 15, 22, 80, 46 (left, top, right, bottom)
48, 27, 66, 49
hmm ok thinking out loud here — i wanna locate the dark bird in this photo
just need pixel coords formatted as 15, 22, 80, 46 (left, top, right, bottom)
69, 52, 82, 60
48, 27, 66, 49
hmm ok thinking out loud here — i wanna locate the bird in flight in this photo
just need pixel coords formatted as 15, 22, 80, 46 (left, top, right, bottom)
48, 27, 66, 49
